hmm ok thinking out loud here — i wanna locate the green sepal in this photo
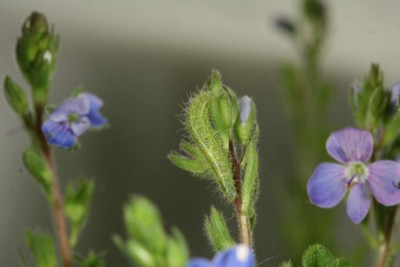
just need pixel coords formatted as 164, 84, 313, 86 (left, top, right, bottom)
186, 90, 236, 202
206, 69, 223, 95
279, 261, 293, 267
24, 230, 58, 267
65, 178, 94, 248
222, 85, 239, 126
16, 12, 59, 105
235, 97, 256, 145
45, 105, 56, 114
349, 64, 391, 130
210, 94, 233, 150
23, 147, 53, 196
204, 206, 235, 251
241, 142, 259, 216
165, 228, 189, 267
167, 151, 210, 176
71, 85, 84, 97
115, 237, 157, 267
168, 141, 211, 176
75, 250, 106, 267
4, 76, 29, 116
303, 244, 351, 267
383, 115, 400, 148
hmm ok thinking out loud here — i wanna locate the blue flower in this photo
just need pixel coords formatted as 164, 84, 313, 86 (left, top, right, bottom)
307, 127, 400, 224
42, 92, 107, 149
186, 245, 255, 267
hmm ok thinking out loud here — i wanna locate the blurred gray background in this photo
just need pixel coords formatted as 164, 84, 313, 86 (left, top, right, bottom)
1, 0, 400, 266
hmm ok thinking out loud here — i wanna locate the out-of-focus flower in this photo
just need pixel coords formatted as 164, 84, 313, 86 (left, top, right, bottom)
186, 245, 255, 267
42, 92, 107, 149
307, 127, 400, 224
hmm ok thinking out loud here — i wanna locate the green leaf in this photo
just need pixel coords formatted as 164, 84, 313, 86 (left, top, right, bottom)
302, 244, 335, 267
24, 231, 58, 267
123, 196, 167, 254
75, 250, 106, 267
23, 147, 53, 196
204, 206, 235, 251
4, 76, 29, 115
65, 178, 94, 247
114, 196, 189, 267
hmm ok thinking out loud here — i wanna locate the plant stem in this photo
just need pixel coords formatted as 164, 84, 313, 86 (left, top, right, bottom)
229, 141, 252, 247
34, 105, 72, 267
375, 207, 397, 267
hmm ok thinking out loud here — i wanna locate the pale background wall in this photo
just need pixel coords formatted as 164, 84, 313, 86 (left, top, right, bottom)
1, 1, 400, 266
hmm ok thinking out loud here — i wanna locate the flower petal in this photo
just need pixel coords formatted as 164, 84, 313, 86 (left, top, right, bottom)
79, 92, 103, 110
42, 120, 76, 149
346, 185, 370, 224
186, 259, 211, 267
307, 163, 347, 208
50, 97, 90, 122
326, 127, 373, 163
71, 117, 91, 136
391, 82, 400, 104
367, 160, 400, 206
212, 245, 255, 267
79, 92, 107, 127
239, 96, 251, 124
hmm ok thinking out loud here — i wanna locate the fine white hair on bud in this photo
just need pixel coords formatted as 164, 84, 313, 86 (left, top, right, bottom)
239, 96, 251, 124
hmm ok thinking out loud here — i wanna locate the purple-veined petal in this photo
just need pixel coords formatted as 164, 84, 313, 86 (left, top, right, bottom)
367, 160, 400, 206
71, 117, 91, 136
212, 245, 255, 267
346, 185, 370, 224
326, 127, 373, 163
186, 259, 211, 267
307, 163, 347, 208
239, 96, 251, 124
42, 120, 76, 149
50, 97, 90, 122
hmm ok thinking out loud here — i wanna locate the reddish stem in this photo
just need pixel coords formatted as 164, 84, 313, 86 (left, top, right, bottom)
229, 141, 252, 247
34, 105, 72, 267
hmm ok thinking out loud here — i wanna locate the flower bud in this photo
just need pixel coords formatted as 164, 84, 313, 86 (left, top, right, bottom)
16, 12, 59, 105
235, 96, 255, 145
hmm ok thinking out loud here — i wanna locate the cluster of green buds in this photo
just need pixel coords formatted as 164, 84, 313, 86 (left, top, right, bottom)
16, 12, 59, 106
349, 64, 400, 158
168, 71, 260, 249
113, 196, 189, 267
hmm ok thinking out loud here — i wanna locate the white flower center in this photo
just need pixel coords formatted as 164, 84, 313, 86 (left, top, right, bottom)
236, 244, 250, 262
344, 162, 369, 188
